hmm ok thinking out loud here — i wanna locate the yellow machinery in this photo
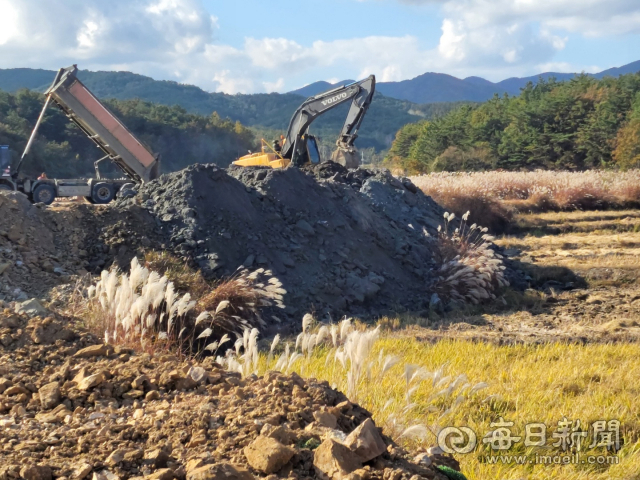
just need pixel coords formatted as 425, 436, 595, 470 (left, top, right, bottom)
232, 75, 376, 170
233, 139, 290, 169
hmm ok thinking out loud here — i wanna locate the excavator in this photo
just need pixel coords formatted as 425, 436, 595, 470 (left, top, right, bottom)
233, 75, 376, 169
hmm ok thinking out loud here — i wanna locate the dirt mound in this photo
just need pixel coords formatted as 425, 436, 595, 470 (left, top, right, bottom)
0, 193, 89, 303
0, 192, 163, 304
114, 164, 448, 319
0, 307, 457, 480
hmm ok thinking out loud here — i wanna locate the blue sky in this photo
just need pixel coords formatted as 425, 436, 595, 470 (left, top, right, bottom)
1, 0, 640, 93
206, 0, 443, 50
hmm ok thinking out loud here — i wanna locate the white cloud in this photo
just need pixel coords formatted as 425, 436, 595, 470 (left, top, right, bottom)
0, 0, 20, 46
0, 0, 638, 94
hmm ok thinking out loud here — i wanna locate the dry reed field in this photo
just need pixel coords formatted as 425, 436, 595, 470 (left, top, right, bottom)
411, 170, 640, 233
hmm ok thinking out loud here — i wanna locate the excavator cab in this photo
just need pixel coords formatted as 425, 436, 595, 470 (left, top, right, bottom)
307, 136, 321, 165
292, 134, 321, 167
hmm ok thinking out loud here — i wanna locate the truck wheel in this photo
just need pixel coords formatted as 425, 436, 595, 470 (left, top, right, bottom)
0, 185, 11, 191
32, 184, 56, 205
92, 183, 115, 204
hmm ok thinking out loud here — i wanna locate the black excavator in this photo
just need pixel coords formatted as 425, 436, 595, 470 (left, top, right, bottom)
233, 75, 375, 169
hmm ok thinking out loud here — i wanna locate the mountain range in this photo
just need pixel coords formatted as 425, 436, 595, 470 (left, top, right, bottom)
0, 60, 638, 153
0, 68, 455, 153
290, 60, 640, 103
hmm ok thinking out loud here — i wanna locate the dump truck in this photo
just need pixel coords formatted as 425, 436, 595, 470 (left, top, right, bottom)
0, 65, 159, 205
233, 75, 375, 169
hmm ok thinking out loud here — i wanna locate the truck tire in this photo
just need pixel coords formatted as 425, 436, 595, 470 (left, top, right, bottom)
92, 182, 115, 204
0, 184, 11, 191
32, 184, 56, 205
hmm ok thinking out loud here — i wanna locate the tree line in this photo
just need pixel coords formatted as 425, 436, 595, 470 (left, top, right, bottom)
0, 89, 255, 178
385, 73, 640, 173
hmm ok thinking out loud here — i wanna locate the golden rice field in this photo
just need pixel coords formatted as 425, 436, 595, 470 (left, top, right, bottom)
277, 337, 640, 480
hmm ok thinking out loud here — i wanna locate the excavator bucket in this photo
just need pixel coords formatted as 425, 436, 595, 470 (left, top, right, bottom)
332, 148, 360, 169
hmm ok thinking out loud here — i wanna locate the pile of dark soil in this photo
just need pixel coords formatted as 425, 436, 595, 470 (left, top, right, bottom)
0, 306, 460, 480
114, 164, 449, 320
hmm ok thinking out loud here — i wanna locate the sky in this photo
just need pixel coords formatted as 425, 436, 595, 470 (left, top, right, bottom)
0, 0, 639, 94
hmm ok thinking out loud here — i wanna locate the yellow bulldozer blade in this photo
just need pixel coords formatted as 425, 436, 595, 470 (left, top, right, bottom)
233, 152, 290, 169
232, 139, 290, 169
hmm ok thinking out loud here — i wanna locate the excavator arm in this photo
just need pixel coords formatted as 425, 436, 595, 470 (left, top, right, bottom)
281, 75, 376, 166
335, 75, 376, 151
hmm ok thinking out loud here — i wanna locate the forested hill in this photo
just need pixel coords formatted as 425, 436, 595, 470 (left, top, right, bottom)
0, 89, 255, 178
385, 73, 640, 173
0, 68, 461, 154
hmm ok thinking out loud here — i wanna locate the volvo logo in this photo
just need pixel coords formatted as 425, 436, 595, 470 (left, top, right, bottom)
322, 92, 348, 106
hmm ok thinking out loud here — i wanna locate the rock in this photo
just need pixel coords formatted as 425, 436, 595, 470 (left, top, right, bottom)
145, 390, 161, 401
0, 263, 10, 275
344, 418, 387, 462
5, 385, 29, 396
146, 469, 174, 480
187, 366, 207, 384
260, 424, 294, 445
313, 438, 362, 480
73, 345, 111, 358
413, 453, 432, 467
106, 449, 126, 466
78, 373, 105, 391
186, 463, 254, 480
102, 471, 119, 480
14, 299, 47, 317
296, 220, 315, 235
185, 459, 204, 473
0, 378, 11, 394
19, 466, 52, 480
144, 449, 169, 468
73, 464, 93, 480
314, 410, 338, 429
244, 435, 295, 474
38, 382, 61, 410
131, 375, 149, 390
426, 446, 444, 456
0, 416, 14, 427
429, 293, 443, 314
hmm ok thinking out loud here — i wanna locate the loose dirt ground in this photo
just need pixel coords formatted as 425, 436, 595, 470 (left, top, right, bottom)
389, 209, 640, 344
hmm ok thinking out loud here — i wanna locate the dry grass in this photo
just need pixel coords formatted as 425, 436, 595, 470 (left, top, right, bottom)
143, 251, 209, 296
71, 257, 285, 357
496, 230, 640, 278
433, 212, 509, 304
412, 170, 640, 233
